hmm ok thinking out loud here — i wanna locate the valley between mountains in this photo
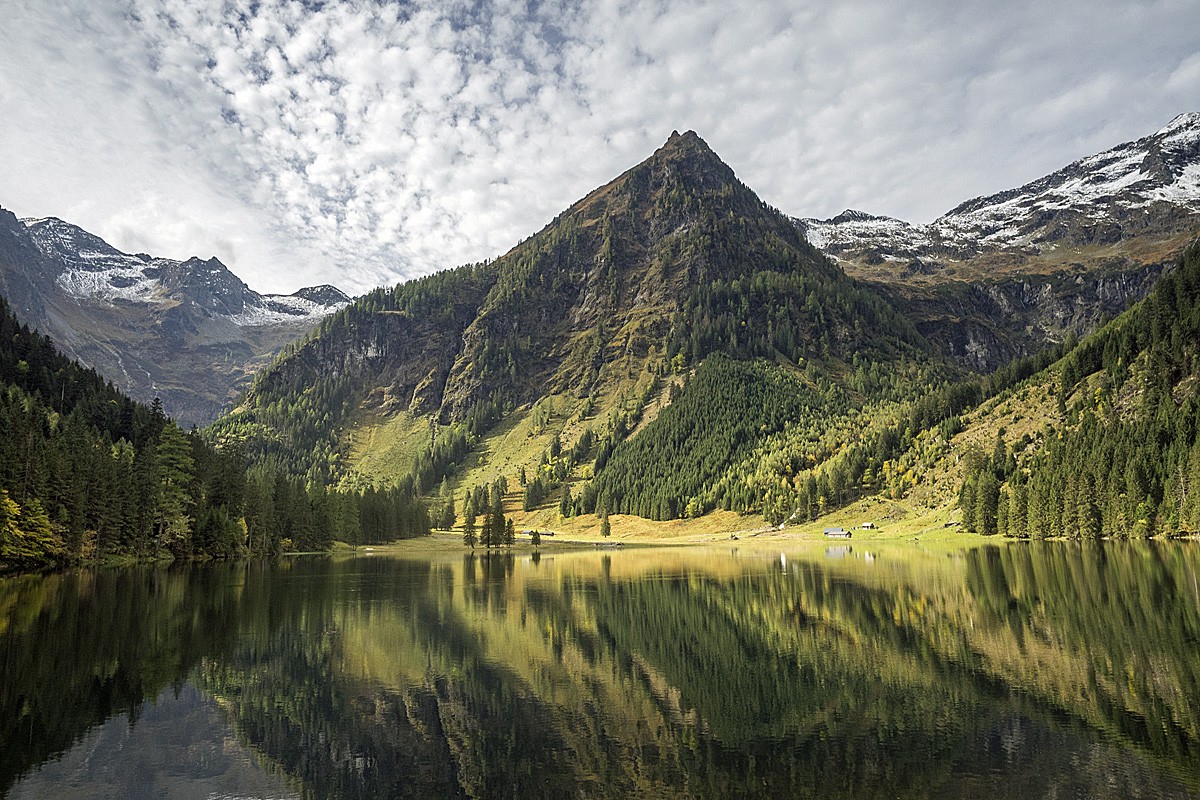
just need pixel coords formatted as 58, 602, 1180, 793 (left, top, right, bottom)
4, 114, 1200, 566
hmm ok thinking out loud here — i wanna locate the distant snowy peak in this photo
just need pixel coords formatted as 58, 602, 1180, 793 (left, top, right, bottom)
21, 217, 349, 326
230, 287, 351, 327
25, 216, 167, 303
936, 111, 1200, 247
799, 210, 932, 256
292, 284, 351, 306
800, 112, 1200, 260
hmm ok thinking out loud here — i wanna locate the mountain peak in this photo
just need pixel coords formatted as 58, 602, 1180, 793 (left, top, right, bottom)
292, 284, 351, 305
2, 209, 352, 425
1156, 111, 1200, 136
827, 209, 899, 224
654, 129, 718, 163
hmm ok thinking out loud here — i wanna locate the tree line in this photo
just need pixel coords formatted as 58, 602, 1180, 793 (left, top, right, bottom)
0, 294, 430, 570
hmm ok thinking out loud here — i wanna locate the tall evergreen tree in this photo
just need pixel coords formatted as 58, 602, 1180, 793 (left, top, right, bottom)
560, 484, 573, 518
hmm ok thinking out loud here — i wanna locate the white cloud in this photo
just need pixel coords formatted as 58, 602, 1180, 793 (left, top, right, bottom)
1, 0, 1197, 295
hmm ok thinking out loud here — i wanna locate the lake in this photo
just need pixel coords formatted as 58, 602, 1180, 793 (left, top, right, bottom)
2, 540, 1199, 799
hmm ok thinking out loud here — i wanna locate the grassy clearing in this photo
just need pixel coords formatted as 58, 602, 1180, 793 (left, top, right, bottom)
417, 487, 989, 550
344, 410, 432, 481
335, 343, 1010, 553
443, 362, 679, 496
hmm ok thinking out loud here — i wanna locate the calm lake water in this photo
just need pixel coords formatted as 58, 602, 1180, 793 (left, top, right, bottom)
2, 540, 1200, 799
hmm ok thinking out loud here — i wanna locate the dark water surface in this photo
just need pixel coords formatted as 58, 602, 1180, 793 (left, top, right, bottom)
3, 540, 1200, 799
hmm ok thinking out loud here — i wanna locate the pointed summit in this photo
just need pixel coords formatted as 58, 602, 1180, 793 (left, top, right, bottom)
244, 127, 929, 463
548, 129, 818, 272
658, 128, 710, 153
226, 129, 933, 484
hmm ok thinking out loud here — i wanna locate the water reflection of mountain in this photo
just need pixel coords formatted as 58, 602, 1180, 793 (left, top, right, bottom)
2, 543, 1199, 798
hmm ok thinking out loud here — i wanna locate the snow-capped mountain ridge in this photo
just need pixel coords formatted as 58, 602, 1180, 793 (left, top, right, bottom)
801, 112, 1200, 261
22, 216, 349, 325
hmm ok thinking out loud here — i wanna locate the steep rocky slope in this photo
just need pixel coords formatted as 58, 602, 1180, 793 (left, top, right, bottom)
0, 209, 348, 425
798, 113, 1200, 370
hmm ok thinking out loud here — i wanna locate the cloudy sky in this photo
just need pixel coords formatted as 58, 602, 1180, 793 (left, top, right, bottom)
2, 0, 1198, 295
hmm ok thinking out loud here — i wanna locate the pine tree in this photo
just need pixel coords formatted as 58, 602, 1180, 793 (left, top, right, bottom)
464, 495, 477, 536
959, 476, 978, 532
601, 513, 611, 538
441, 490, 456, 530
976, 471, 1000, 536
480, 508, 493, 547
1010, 483, 1028, 538
1078, 473, 1102, 539
1186, 441, 1200, 531
152, 422, 196, 556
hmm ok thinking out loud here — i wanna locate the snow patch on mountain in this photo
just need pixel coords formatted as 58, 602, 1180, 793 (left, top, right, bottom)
230, 292, 347, 326
799, 211, 935, 255
799, 112, 1200, 260
22, 216, 349, 324
55, 265, 163, 303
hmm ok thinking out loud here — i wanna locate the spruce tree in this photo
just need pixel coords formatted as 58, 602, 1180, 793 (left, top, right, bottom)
1078, 474, 1102, 539
560, 484, 573, 517
441, 491, 456, 530
959, 477, 978, 532
976, 471, 1000, 536
1011, 483, 1028, 538
480, 508, 493, 547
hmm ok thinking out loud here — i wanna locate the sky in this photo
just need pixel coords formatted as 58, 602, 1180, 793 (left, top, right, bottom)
1, 0, 1198, 295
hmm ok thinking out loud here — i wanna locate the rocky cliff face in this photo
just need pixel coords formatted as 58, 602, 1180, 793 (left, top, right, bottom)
250, 265, 491, 422
797, 113, 1200, 370
0, 210, 349, 425
883, 262, 1165, 371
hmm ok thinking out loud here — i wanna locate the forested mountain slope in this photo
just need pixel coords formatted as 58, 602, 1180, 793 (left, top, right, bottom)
214, 132, 946, 501
957, 239, 1200, 537
0, 290, 237, 566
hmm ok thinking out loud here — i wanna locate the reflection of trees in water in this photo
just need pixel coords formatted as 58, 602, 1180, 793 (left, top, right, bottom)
963, 541, 1200, 773
201, 555, 579, 799
0, 563, 259, 797
213, 551, 1200, 797
4, 545, 1200, 799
